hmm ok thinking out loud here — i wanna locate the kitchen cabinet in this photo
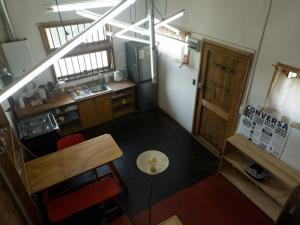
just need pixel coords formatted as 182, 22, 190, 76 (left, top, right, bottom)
111, 87, 135, 119
14, 81, 136, 136
78, 94, 112, 129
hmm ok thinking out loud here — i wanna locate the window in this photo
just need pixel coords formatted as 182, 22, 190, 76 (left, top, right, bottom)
39, 20, 115, 81
265, 63, 300, 128
156, 27, 190, 65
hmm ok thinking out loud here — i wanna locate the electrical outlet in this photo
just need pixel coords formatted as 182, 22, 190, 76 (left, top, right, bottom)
192, 79, 196, 85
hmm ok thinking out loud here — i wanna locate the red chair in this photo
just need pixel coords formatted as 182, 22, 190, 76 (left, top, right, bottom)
56, 133, 85, 151
46, 177, 120, 223
43, 133, 121, 223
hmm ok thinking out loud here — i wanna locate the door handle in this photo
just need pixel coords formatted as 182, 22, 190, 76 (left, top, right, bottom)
198, 83, 203, 89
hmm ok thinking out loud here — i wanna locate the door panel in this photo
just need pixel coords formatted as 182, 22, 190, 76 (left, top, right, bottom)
193, 40, 252, 156
78, 98, 98, 129
94, 94, 112, 124
199, 107, 227, 151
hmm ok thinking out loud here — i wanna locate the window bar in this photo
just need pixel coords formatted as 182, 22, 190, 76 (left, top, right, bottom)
48, 27, 56, 49
91, 26, 96, 47
97, 28, 101, 43
69, 25, 84, 77
70, 57, 76, 77
90, 34, 100, 70
83, 24, 94, 76
48, 27, 64, 79
94, 52, 100, 71
58, 60, 67, 80
84, 23, 89, 44
46, 27, 55, 49
100, 50, 105, 72
56, 27, 71, 80
95, 52, 102, 72
53, 61, 63, 80
77, 24, 88, 76
88, 53, 94, 76
102, 26, 106, 41
56, 60, 63, 79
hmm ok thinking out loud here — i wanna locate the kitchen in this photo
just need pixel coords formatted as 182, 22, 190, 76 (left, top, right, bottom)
1, 1, 300, 225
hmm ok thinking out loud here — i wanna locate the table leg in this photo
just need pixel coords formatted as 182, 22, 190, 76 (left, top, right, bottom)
107, 162, 128, 191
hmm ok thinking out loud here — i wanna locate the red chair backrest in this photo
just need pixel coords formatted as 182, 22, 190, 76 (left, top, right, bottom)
57, 134, 85, 151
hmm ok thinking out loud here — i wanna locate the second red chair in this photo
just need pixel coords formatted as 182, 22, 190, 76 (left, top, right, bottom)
57, 133, 85, 151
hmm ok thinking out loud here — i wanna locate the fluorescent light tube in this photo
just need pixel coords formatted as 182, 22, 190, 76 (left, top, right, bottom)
44, 0, 121, 12
115, 18, 148, 37
155, 10, 185, 29
77, 10, 185, 47
118, 35, 150, 44
77, 9, 146, 34
161, 24, 180, 35
0, 0, 136, 103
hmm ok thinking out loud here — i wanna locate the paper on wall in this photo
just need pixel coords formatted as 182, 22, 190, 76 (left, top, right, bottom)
237, 103, 290, 158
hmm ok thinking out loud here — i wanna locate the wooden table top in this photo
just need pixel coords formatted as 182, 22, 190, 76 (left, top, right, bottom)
158, 216, 183, 225
25, 134, 123, 194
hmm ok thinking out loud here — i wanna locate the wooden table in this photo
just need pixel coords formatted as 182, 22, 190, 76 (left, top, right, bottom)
158, 216, 183, 225
25, 134, 125, 194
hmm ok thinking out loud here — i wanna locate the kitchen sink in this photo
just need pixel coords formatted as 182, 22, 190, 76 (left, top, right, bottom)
69, 83, 112, 100
87, 83, 109, 93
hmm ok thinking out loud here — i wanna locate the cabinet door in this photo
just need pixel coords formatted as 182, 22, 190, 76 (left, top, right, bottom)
94, 94, 112, 124
193, 40, 252, 156
78, 98, 98, 129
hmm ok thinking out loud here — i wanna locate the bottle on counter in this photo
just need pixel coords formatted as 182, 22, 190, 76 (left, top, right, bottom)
18, 94, 25, 108
99, 73, 105, 85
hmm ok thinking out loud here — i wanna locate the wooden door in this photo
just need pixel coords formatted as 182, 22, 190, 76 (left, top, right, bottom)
193, 40, 252, 156
94, 94, 113, 124
78, 98, 99, 129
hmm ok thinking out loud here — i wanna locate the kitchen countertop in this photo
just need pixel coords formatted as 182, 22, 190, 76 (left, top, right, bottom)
15, 80, 135, 118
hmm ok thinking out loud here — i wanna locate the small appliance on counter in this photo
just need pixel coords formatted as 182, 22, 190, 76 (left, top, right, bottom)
18, 113, 60, 157
113, 70, 122, 82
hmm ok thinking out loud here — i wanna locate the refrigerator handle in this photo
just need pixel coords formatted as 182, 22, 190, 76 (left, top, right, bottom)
134, 47, 139, 83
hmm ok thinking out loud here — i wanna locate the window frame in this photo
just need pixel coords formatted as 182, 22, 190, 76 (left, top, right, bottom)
158, 27, 191, 65
265, 62, 300, 128
38, 19, 115, 81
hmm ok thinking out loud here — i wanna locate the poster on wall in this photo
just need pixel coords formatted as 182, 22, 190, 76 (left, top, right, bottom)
237, 103, 291, 158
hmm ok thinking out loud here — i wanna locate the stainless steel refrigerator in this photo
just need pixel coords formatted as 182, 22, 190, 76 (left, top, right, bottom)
125, 41, 158, 112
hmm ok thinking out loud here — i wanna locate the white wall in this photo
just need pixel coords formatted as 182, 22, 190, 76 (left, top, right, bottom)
154, 0, 270, 131
158, 50, 200, 132
247, 0, 300, 171
0, 15, 7, 42
155, 0, 300, 172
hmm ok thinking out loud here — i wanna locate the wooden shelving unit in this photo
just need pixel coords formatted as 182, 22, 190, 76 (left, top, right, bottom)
54, 104, 82, 137
59, 121, 83, 137
111, 87, 136, 119
220, 134, 300, 224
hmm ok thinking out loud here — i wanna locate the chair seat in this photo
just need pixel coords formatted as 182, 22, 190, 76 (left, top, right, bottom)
47, 177, 120, 222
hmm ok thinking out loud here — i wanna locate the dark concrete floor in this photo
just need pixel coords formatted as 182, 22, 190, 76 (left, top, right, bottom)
83, 109, 219, 216
47, 109, 219, 224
